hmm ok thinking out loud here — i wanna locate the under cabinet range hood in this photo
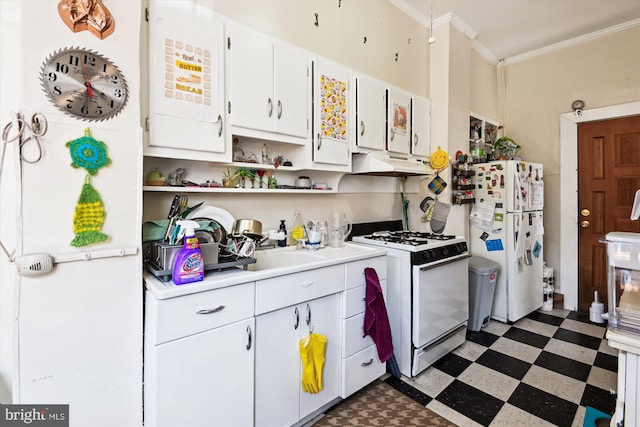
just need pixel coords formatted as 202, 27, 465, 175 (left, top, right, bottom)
351, 153, 434, 176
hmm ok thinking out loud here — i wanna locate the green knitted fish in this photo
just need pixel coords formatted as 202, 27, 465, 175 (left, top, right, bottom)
71, 176, 108, 247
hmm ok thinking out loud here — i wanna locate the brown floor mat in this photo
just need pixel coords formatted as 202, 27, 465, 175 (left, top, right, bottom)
309, 380, 457, 426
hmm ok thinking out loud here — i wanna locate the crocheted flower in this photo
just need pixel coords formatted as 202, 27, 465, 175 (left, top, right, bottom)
66, 128, 111, 175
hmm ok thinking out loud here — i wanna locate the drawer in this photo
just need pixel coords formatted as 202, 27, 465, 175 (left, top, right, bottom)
341, 345, 385, 398
342, 285, 366, 318
255, 264, 344, 315
342, 312, 374, 357
342, 280, 387, 319
148, 282, 255, 344
345, 256, 387, 290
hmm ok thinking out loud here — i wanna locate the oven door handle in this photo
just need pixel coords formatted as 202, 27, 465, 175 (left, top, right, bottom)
417, 254, 469, 271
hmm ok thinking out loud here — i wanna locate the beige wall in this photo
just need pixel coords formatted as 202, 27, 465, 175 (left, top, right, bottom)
212, 0, 430, 96
501, 26, 640, 297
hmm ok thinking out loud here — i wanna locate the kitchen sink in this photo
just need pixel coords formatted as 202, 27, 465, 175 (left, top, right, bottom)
248, 247, 325, 271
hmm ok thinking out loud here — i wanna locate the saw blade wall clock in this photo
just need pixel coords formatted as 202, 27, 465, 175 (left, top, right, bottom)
40, 47, 128, 121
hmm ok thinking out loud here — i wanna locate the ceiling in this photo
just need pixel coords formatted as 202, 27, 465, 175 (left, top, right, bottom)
395, 0, 640, 62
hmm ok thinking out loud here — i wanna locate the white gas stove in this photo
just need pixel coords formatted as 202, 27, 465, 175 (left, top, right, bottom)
352, 223, 470, 377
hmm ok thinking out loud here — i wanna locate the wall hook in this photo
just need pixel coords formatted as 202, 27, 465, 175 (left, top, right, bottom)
338, 0, 341, 7
395, 53, 399, 62
314, 13, 319, 27
363, 36, 367, 44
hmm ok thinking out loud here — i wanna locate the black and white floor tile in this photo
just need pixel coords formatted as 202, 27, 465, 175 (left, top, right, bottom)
385, 308, 618, 427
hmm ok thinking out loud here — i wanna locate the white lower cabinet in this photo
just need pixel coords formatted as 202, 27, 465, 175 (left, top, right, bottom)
144, 254, 389, 427
340, 257, 387, 397
150, 318, 255, 426
254, 265, 344, 427
144, 283, 256, 426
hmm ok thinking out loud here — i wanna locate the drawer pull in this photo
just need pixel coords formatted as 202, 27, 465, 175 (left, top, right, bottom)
196, 305, 225, 315
361, 358, 374, 367
301, 280, 314, 288
246, 325, 252, 350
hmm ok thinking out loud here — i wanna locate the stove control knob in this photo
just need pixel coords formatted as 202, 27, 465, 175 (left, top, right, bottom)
423, 250, 434, 261
442, 247, 449, 256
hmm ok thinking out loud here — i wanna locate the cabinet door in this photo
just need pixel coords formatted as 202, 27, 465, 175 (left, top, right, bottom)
255, 294, 341, 427
355, 75, 387, 151
153, 318, 255, 427
411, 96, 431, 157
255, 305, 301, 427
387, 86, 412, 155
312, 58, 350, 166
148, 1, 226, 154
227, 24, 274, 132
274, 42, 309, 138
299, 293, 341, 419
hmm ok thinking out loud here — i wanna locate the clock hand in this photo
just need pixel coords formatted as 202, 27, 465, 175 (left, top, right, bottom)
80, 61, 94, 99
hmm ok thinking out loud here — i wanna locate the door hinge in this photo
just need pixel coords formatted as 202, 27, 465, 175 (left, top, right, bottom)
145, 117, 150, 131
227, 37, 231, 50
145, 6, 149, 22
228, 101, 231, 114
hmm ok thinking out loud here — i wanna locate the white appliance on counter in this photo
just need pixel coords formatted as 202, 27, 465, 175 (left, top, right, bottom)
469, 160, 544, 323
352, 222, 469, 377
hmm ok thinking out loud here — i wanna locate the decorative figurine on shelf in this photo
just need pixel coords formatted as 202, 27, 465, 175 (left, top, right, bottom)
167, 168, 186, 186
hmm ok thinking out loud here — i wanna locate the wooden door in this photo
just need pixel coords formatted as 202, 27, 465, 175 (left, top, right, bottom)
577, 115, 640, 312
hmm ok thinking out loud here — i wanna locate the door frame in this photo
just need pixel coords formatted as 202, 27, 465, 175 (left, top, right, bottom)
559, 101, 640, 310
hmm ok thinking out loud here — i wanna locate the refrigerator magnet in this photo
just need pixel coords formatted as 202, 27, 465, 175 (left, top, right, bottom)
494, 213, 504, 222
485, 239, 504, 251
533, 241, 542, 258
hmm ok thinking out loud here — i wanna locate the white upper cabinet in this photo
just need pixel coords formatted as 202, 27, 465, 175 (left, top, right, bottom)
386, 86, 412, 155
311, 57, 351, 169
147, 1, 227, 160
354, 74, 387, 153
411, 96, 431, 158
226, 23, 309, 143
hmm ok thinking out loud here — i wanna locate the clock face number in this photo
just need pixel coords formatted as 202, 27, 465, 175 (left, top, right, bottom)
41, 48, 128, 121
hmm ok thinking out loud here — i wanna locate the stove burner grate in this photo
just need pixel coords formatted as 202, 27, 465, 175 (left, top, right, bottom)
365, 230, 456, 245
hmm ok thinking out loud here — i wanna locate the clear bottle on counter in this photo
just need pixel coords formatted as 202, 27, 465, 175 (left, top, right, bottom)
290, 211, 305, 247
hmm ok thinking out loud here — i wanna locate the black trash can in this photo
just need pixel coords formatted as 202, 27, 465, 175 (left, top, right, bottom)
468, 256, 499, 332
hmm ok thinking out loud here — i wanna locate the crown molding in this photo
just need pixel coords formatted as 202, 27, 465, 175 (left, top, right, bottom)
504, 18, 640, 65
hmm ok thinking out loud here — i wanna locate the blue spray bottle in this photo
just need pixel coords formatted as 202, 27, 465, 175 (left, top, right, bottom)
172, 220, 204, 285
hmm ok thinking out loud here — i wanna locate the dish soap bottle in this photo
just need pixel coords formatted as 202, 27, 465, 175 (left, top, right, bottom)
278, 219, 287, 247
290, 211, 305, 247
172, 220, 204, 285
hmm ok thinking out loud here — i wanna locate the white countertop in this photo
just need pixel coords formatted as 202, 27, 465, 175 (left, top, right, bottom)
606, 327, 640, 355
144, 243, 386, 300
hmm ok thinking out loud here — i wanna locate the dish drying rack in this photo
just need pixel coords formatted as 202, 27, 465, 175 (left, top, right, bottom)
145, 251, 256, 282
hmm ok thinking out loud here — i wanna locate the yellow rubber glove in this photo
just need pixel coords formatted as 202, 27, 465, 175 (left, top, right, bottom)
299, 335, 318, 393
310, 333, 327, 392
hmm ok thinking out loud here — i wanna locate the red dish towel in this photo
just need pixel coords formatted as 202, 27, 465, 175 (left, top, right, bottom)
363, 267, 394, 363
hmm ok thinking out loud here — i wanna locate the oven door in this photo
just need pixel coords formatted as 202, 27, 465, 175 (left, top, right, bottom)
412, 256, 469, 348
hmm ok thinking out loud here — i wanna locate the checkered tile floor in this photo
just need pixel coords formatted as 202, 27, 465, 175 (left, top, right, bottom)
385, 308, 618, 427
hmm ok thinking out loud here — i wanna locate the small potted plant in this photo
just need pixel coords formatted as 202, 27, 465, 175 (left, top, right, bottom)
493, 136, 521, 160
222, 168, 238, 188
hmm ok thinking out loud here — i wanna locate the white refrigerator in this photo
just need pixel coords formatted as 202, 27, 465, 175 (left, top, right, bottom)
0, 2, 143, 425
469, 160, 545, 323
